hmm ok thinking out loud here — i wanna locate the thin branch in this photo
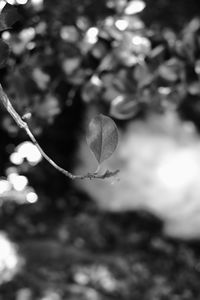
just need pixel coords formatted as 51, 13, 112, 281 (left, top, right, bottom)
0, 84, 119, 180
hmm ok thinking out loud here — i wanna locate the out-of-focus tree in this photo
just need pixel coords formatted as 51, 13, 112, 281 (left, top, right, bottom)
0, 0, 200, 214
1, 0, 200, 221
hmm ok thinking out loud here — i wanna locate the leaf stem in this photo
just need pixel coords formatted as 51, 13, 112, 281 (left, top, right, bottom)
0, 84, 119, 180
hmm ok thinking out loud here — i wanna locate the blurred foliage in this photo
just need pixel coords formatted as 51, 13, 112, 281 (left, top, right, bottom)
2, 0, 200, 136
0, 0, 200, 202
1, 0, 200, 299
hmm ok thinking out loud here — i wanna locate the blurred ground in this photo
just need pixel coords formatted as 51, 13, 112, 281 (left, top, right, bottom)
1, 202, 200, 300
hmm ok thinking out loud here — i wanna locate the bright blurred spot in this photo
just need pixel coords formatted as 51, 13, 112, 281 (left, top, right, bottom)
31, 0, 43, 8
115, 19, 128, 31
86, 27, 99, 44
16, 141, 42, 165
7, 168, 19, 179
74, 265, 117, 292
16, 0, 28, 4
19, 27, 35, 43
26, 191, 38, 203
90, 75, 102, 86
132, 35, 144, 45
0, 232, 21, 284
7, 171, 18, 183
0, 179, 11, 194
132, 35, 151, 55
14, 176, 28, 192
2, 167, 39, 205
195, 60, 200, 74
157, 150, 200, 190
31, 0, 43, 4
9, 175, 28, 192
3, 0, 29, 6
74, 271, 89, 285
158, 87, 171, 95
0, 1, 6, 12
10, 152, 24, 165
6, 0, 15, 4
7, 0, 29, 4
26, 41, 36, 50
124, 0, 146, 15
2, 31, 11, 41
60, 26, 79, 42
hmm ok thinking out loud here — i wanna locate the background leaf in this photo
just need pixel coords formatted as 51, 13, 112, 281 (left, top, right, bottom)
110, 95, 139, 120
86, 114, 118, 164
0, 4, 19, 32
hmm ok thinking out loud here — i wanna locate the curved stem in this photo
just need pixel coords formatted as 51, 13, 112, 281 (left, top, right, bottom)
0, 84, 119, 180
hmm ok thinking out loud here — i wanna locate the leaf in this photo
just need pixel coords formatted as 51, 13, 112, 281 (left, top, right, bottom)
86, 114, 118, 164
0, 39, 10, 68
110, 95, 139, 120
0, 4, 20, 32
158, 58, 183, 82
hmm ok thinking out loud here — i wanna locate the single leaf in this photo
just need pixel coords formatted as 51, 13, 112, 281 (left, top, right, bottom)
110, 95, 139, 120
86, 114, 118, 164
0, 4, 19, 32
0, 39, 10, 68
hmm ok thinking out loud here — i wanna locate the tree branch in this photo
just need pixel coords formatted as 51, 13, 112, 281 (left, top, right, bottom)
0, 84, 119, 180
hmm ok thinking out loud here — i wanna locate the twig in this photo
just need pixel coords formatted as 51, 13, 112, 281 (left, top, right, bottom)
0, 84, 119, 180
